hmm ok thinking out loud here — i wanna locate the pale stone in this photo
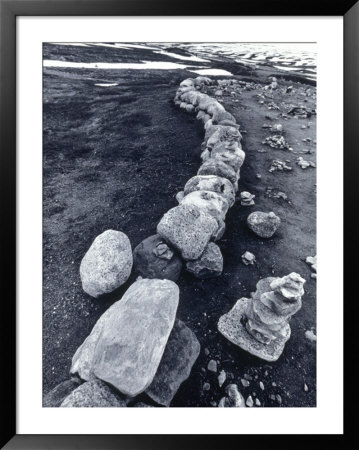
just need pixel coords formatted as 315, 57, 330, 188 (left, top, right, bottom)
80, 230, 133, 298
157, 204, 218, 261
180, 190, 229, 224
247, 211, 281, 238
71, 278, 179, 397
183, 175, 235, 207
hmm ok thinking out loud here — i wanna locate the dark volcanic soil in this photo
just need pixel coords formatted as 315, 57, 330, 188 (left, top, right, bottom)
43, 44, 316, 407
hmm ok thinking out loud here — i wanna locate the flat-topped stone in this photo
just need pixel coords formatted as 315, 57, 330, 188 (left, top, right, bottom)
157, 204, 218, 261
218, 298, 291, 362
71, 278, 179, 397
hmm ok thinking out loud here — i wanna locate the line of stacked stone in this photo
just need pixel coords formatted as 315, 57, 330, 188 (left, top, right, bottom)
153, 76, 245, 279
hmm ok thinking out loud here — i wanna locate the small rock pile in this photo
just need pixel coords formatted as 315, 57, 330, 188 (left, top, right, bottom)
240, 191, 255, 206
218, 272, 306, 361
305, 255, 317, 279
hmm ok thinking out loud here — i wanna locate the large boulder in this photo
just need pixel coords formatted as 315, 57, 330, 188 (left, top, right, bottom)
80, 230, 133, 298
133, 234, 182, 282
146, 320, 200, 406
60, 379, 126, 407
186, 242, 223, 279
247, 211, 281, 238
157, 204, 218, 261
43, 377, 82, 407
70, 278, 179, 397
183, 175, 235, 207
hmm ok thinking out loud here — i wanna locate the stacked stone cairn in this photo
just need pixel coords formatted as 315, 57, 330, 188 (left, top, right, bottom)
218, 272, 306, 361
154, 76, 245, 279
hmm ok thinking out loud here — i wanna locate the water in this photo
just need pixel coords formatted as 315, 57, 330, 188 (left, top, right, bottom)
46, 42, 316, 80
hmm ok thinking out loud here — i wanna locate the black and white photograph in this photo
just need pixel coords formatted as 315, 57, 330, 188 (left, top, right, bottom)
42, 42, 317, 408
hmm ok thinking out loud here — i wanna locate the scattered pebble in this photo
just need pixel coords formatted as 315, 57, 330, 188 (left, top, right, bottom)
259, 381, 265, 390
208, 359, 217, 373
304, 383, 309, 392
276, 394, 282, 405
305, 330, 317, 342
246, 395, 254, 407
255, 398, 261, 406
203, 382, 211, 391
269, 159, 292, 173
240, 191, 255, 206
241, 378, 250, 387
305, 255, 317, 272
204, 348, 210, 356
241, 251, 256, 266
218, 370, 226, 387
296, 156, 316, 169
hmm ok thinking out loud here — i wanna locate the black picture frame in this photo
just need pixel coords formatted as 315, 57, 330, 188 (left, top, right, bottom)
1, 0, 357, 448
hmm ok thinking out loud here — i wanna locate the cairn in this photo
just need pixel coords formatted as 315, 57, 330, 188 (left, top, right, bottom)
218, 272, 306, 361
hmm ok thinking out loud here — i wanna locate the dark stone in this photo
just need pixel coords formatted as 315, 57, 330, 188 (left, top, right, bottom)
133, 234, 182, 282
146, 320, 200, 406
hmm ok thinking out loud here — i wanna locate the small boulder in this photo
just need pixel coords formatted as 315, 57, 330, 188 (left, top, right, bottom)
157, 204, 218, 261
133, 234, 182, 282
146, 320, 200, 406
186, 242, 223, 279
198, 159, 239, 189
60, 380, 126, 407
80, 230, 132, 298
247, 211, 281, 238
183, 175, 235, 207
179, 190, 229, 223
